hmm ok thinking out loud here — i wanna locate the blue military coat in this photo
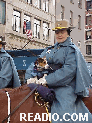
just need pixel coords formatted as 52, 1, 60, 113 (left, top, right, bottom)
0, 48, 21, 89
25, 37, 92, 122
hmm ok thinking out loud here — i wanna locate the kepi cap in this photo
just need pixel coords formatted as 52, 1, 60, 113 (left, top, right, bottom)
52, 19, 75, 31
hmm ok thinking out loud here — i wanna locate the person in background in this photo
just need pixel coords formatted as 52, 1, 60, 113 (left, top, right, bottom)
0, 36, 21, 89
25, 20, 92, 123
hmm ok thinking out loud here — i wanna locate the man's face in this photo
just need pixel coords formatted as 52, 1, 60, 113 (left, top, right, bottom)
55, 29, 69, 43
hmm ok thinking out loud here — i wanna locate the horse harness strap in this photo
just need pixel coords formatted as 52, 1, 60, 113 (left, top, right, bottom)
2, 86, 38, 123
34, 91, 51, 123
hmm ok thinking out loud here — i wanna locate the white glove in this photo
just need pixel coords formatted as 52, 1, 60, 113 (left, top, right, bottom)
36, 74, 47, 85
36, 78, 47, 85
27, 77, 37, 84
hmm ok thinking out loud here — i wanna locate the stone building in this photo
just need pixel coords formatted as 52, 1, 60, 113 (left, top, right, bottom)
55, 0, 86, 55
84, 0, 92, 62
0, 0, 55, 50
0, 0, 56, 84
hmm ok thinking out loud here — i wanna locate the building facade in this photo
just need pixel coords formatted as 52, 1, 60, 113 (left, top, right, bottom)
56, 0, 86, 55
0, 0, 55, 50
84, 0, 92, 62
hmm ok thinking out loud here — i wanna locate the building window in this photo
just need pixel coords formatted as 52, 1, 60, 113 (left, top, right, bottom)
86, 15, 91, 25
87, 0, 92, 10
61, 5, 64, 20
86, 30, 91, 40
43, 0, 49, 12
12, 10, 21, 32
86, 45, 91, 55
70, 0, 74, 4
78, 41, 81, 47
34, 19, 40, 39
78, 0, 82, 9
23, 14, 31, 34
43, 22, 49, 41
24, 0, 32, 4
71, 38, 73, 42
78, 15, 81, 29
53, 0, 55, 6
27, 0, 32, 4
34, 0, 41, 9
24, 14, 31, 22
70, 11, 73, 26
0, 1, 6, 25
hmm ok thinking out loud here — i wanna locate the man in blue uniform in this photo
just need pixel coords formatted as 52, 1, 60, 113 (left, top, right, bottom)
0, 36, 21, 89
25, 20, 92, 122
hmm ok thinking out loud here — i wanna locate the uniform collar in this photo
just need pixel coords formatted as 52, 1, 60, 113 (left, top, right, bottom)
0, 48, 6, 53
55, 37, 73, 47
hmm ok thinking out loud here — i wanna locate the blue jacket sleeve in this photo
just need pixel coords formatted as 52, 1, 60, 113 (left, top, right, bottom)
39, 48, 48, 58
45, 47, 76, 87
25, 62, 35, 80
0, 57, 13, 89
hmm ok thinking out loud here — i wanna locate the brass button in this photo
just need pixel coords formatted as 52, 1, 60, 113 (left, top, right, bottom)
49, 57, 51, 60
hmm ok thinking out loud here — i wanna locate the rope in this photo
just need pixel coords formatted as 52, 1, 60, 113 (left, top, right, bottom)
45, 106, 51, 123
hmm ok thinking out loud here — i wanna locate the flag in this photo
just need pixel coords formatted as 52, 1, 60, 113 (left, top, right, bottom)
23, 21, 33, 40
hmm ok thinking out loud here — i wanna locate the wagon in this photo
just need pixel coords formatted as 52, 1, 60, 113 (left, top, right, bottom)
6, 49, 44, 84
